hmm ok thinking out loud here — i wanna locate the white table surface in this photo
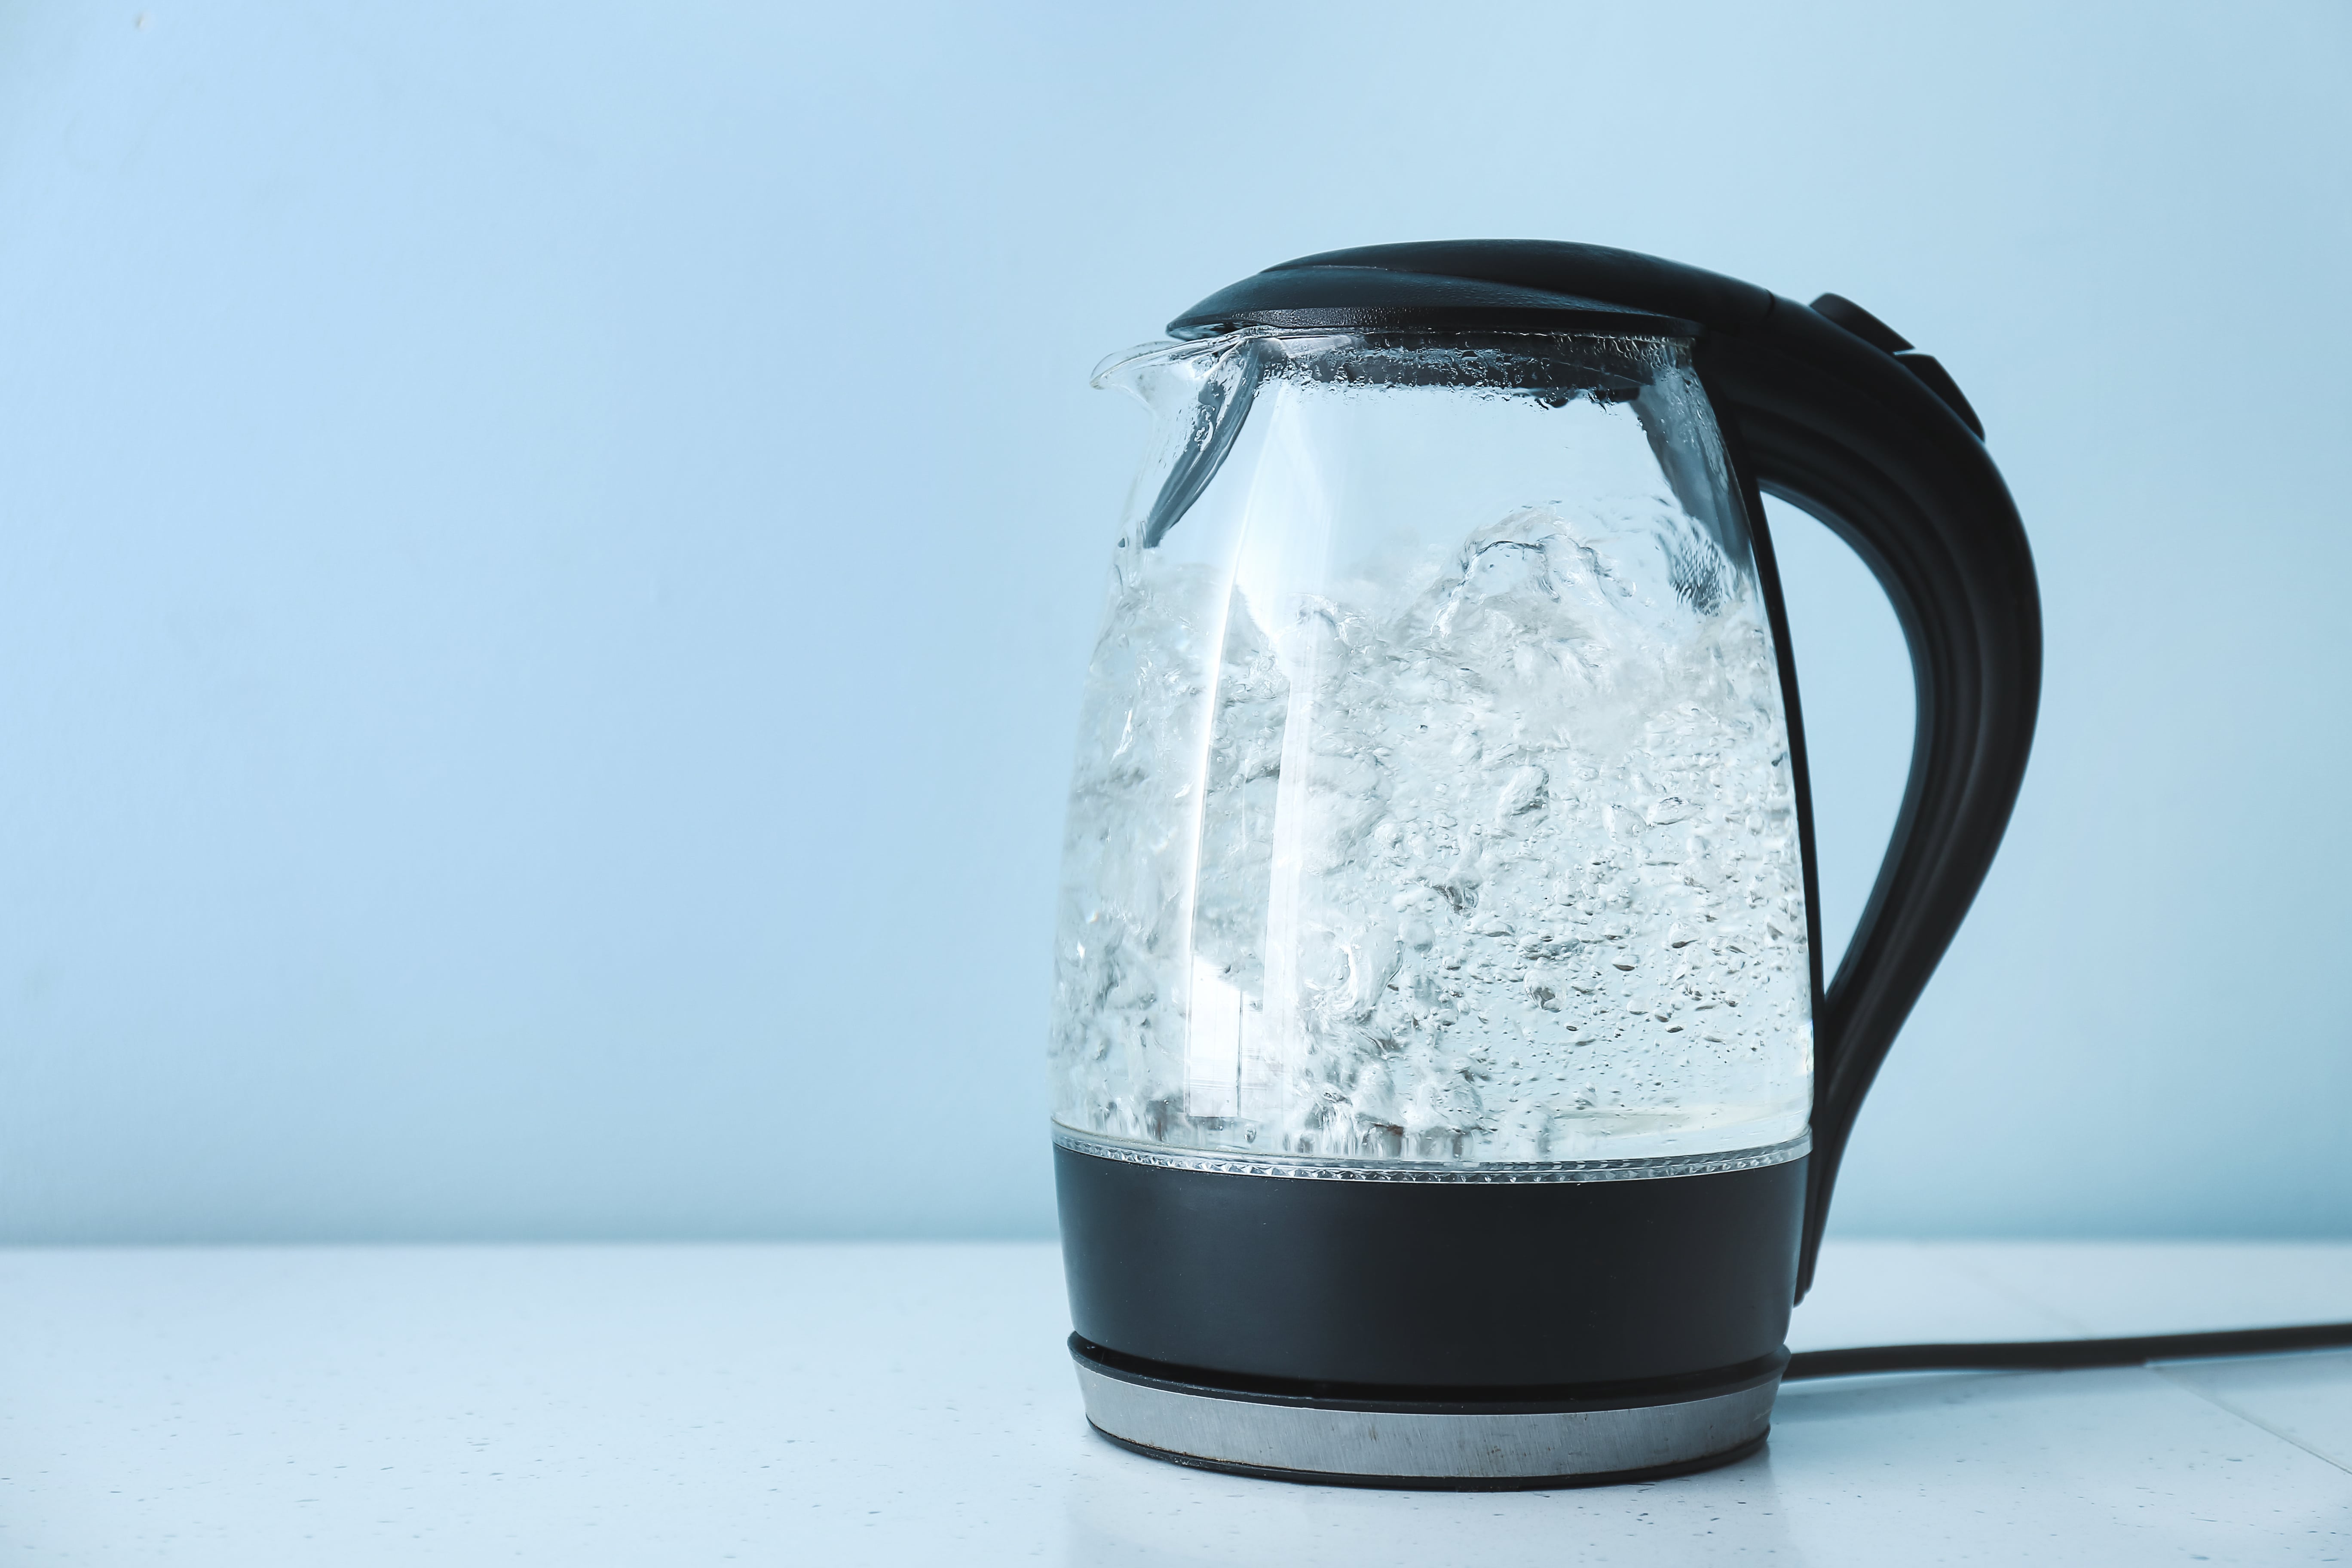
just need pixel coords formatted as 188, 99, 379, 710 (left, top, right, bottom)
1, 1239, 2347, 1565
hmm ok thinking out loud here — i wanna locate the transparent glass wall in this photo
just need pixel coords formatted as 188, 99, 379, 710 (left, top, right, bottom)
1051, 331, 1810, 1165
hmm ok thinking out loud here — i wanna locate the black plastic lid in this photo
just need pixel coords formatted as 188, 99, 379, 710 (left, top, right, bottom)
1167, 240, 1776, 342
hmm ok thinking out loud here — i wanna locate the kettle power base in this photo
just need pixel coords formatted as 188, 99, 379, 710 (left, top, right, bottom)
1054, 1136, 1804, 1486
1087, 1424, 1770, 1493
1070, 1337, 1779, 1489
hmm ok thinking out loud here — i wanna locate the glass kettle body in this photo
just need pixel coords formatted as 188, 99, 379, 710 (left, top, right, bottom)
1047, 242, 2039, 1490
1053, 329, 1811, 1168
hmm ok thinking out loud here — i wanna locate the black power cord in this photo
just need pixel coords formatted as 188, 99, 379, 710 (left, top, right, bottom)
1785, 1321, 2352, 1380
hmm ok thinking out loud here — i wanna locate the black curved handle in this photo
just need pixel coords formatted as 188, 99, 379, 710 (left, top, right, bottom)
1695, 298, 2041, 1300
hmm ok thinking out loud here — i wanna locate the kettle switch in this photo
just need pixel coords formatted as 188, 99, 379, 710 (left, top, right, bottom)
1808, 291, 1913, 352
1808, 293, 1986, 441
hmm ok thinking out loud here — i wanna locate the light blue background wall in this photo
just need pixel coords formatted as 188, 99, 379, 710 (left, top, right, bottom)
0, 0, 2344, 1243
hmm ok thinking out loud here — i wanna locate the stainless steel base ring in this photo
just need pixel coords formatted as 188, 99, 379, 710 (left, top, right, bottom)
1072, 1342, 1779, 1490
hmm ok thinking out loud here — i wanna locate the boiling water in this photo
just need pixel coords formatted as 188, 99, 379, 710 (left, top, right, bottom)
1051, 503, 1811, 1164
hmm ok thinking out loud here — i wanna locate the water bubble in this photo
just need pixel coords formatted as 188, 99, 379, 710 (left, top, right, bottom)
1497, 765, 1550, 818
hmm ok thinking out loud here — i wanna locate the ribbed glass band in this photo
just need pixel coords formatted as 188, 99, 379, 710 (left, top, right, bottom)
1050, 1125, 1811, 1185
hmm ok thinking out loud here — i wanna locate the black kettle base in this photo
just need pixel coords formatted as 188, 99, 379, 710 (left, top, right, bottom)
1070, 1337, 1779, 1490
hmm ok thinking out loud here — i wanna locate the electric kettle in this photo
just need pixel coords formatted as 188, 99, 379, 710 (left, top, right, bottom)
1048, 241, 2040, 1487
